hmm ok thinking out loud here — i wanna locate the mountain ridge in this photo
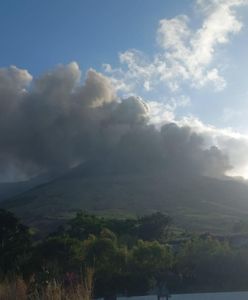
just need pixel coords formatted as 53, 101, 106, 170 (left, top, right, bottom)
1, 164, 248, 235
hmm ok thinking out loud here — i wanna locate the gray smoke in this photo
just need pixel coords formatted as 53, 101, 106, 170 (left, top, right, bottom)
0, 63, 231, 181
113, 122, 230, 176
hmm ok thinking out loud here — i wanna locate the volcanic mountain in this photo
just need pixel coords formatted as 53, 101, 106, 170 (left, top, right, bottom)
1, 161, 248, 235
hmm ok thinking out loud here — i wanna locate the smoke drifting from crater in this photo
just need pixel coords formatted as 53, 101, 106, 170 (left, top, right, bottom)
0, 62, 231, 181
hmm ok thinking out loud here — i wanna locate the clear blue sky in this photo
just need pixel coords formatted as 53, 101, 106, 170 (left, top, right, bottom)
0, 0, 192, 75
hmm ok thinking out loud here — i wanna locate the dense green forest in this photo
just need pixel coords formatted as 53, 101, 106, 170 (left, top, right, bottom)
1, 209, 248, 299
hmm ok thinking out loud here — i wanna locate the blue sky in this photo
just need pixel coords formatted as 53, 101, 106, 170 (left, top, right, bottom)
0, 0, 193, 74
1, 0, 248, 177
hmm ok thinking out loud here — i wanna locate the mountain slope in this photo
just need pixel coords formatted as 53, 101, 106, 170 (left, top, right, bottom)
0, 172, 62, 202
2, 167, 248, 234
0, 181, 33, 201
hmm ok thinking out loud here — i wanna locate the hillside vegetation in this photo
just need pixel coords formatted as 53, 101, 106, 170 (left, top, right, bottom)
2, 168, 248, 234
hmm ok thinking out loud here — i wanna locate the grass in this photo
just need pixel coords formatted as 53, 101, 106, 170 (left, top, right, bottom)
0, 269, 94, 300
0, 278, 27, 300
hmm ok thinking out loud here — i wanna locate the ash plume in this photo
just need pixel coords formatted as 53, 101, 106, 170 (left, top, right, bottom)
0, 63, 231, 181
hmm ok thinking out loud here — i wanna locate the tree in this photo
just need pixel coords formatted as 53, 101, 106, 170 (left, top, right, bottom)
176, 236, 232, 290
0, 209, 31, 276
127, 240, 173, 295
32, 235, 84, 277
83, 230, 127, 297
66, 212, 105, 240
138, 212, 171, 242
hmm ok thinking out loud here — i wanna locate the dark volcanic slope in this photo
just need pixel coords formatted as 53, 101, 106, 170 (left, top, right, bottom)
0, 172, 59, 202
2, 169, 248, 234
0, 181, 32, 202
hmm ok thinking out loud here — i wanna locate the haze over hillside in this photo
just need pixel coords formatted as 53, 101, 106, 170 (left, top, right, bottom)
1, 160, 248, 235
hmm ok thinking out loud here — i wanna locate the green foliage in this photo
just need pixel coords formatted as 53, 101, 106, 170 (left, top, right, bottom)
32, 235, 84, 276
105, 218, 138, 238
0, 209, 31, 277
131, 240, 173, 274
4, 209, 248, 297
127, 240, 173, 294
40, 210, 173, 297
83, 231, 127, 297
176, 236, 234, 290
67, 212, 105, 240
138, 212, 171, 242
61, 211, 171, 245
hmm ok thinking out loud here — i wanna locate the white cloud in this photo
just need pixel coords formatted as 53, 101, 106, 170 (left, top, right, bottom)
148, 101, 175, 126
105, 0, 247, 95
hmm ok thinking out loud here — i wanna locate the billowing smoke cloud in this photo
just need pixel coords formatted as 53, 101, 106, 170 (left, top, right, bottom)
0, 63, 231, 181
113, 122, 230, 177
0, 63, 118, 179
